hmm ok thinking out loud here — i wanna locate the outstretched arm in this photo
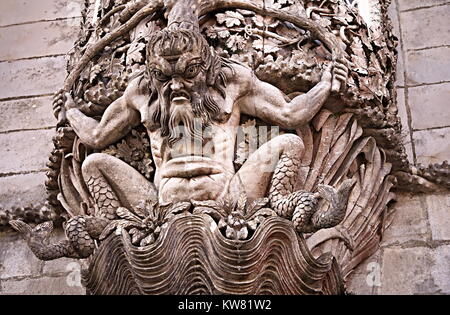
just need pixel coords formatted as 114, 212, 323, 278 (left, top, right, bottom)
54, 86, 141, 149
239, 62, 347, 130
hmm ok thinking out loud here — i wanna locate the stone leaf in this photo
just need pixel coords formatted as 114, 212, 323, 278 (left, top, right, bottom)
252, 39, 280, 54
216, 11, 244, 28
226, 34, 246, 52
126, 42, 146, 65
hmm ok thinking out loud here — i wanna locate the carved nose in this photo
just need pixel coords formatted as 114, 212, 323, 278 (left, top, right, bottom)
170, 78, 184, 91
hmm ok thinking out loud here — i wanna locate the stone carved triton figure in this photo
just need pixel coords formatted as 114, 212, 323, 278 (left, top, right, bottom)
11, 0, 355, 261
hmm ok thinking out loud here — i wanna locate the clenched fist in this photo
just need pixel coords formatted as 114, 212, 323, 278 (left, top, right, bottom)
320, 59, 349, 92
52, 89, 77, 119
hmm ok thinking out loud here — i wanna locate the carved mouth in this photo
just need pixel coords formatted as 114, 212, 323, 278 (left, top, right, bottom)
171, 91, 191, 103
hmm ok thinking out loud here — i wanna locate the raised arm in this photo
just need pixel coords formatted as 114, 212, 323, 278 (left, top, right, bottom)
238, 62, 347, 130
53, 86, 141, 150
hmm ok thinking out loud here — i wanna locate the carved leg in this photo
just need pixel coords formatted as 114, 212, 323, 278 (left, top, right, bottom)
268, 153, 319, 233
65, 216, 110, 258
82, 153, 158, 214
236, 133, 329, 233
236, 134, 304, 201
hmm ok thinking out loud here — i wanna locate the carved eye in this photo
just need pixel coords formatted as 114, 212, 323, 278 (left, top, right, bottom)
185, 64, 201, 78
152, 69, 169, 82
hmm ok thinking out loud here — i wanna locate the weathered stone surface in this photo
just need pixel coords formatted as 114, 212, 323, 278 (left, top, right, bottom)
397, 0, 449, 12
345, 251, 381, 295
0, 56, 67, 99
425, 194, 450, 241
387, 0, 405, 87
381, 246, 447, 295
399, 5, 450, 50
381, 193, 429, 246
0, 0, 84, 26
0, 96, 55, 132
0, 276, 85, 295
395, 43, 405, 87
0, 130, 53, 174
43, 230, 86, 275
395, 88, 414, 163
0, 19, 81, 61
0, 172, 47, 209
0, 232, 42, 279
413, 127, 450, 165
406, 47, 450, 86
409, 83, 450, 130
431, 245, 450, 294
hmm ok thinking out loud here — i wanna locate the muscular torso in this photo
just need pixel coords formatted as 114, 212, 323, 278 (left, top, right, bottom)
127, 67, 248, 203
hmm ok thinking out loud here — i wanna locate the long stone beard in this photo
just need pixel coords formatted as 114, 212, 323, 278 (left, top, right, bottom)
157, 85, 220, 147
167, 102, 204, 146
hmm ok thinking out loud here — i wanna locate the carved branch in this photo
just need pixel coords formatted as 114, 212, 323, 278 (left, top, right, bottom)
63, 0, 164, 93
198, 0, 344, 91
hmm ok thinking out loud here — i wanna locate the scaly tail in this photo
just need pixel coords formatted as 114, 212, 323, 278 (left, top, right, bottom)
10, 216, 110, 260
269, 152, 355, 233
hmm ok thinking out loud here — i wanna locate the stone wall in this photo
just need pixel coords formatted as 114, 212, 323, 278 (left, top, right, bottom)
346, 0, 450, 295
0, 0, 87, 294
0, 0, 448, 295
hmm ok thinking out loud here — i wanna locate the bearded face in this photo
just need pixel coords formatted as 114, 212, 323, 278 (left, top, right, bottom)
146, 30, 221, 146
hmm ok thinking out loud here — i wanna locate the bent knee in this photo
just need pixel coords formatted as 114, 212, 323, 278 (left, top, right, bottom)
82, 153, 111, 175
277, 133, 304, 152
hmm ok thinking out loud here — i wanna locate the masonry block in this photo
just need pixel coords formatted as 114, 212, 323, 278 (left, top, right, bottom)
425, 194, 450, 241
406, 47, 450, 85
0, 232, 42, 280
413, 127, 450, 165
0, 96, 55, 132
0, 0, 84, 26
0, 19, 81, 61
0, 56, 67, 99
409, 83, 450, 130
0, 172, 47, 209
381, 193, 430, 246
400, 5, 450, 50
381, 246, 449, 295
0, 130, 54, 174
395, 88, 414, 163
397, 0, 448, 12
0, 275, 85, 295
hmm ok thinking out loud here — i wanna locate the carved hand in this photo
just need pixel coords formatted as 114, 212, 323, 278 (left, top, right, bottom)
52, 90, 77, 119
321, 63, 333, 85
331, 58, 349, 90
